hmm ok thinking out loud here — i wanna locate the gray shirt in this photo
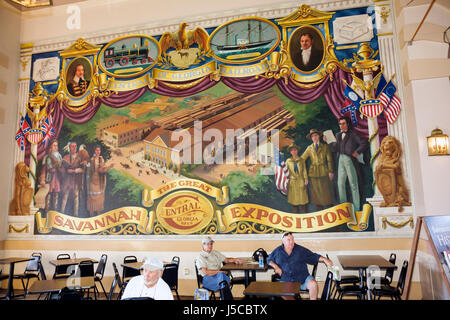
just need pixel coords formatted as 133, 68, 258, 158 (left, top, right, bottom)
196, 250, 226, 276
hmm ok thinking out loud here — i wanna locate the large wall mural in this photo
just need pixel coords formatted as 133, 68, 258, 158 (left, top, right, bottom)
13, 5, 406, 236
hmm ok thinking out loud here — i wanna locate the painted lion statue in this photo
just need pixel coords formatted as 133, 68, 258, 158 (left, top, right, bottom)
374, 136, 411, 211
9, 162, 34, 215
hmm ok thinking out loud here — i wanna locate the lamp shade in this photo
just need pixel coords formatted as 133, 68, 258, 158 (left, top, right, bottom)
427, 128, 449, 156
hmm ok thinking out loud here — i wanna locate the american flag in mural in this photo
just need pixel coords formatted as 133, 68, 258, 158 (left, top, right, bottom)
379, 80, 401, 124
273, 145, 289, 195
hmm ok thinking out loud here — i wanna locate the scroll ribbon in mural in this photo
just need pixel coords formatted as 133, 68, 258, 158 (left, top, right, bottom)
35, 207, 154, 234
142, 179, 229, 207
217, 203, 371, 233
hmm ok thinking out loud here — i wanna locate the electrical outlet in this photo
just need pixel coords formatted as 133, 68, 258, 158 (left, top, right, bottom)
184, 268, 189, 275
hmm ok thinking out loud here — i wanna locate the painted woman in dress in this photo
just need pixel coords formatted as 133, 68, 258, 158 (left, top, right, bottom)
87, 146, 113, 217
286, 144, 309, 213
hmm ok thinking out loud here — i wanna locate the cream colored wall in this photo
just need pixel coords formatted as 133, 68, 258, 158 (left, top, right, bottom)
394, 2, 450, 216
393, 1, 450, 299
0, 1, 21, 240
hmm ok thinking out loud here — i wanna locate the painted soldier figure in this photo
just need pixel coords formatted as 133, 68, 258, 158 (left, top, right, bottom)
67, 64, 89, 97
39, 140, 62, 211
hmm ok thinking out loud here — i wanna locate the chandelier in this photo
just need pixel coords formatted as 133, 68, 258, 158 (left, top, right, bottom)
7, 0, 53, 9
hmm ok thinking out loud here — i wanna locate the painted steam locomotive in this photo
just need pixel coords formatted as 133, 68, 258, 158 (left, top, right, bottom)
103, 43, 154, 68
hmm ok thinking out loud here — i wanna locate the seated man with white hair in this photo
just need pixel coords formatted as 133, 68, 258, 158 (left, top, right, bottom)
121, 257, 174, 300
196, 236, 243, 292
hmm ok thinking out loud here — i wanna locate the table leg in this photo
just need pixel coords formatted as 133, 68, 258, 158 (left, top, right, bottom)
244, 270, 250, 287
5, 262, 15, 300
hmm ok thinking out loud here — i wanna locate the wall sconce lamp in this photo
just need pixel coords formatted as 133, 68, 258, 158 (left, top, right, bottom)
427, 128, 449, 156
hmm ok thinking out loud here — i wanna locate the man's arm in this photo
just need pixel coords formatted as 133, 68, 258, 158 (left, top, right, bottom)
318, 256, 333, 268
200, 267, 225, 277
353, 132, 369, 156
268, 261, 282, 276
224, 257, 243, 264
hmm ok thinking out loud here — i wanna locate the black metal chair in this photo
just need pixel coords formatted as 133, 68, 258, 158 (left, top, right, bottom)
219, 280, 234, 300
372, 260, 408, 300
122, 255, 140, 285
335, 268, 366, 300
75, 260, 96, 300
13, 252, 42, 296
53, 253, 74, 279
111, 262, 124, 300
162, 256, 180, 300
194, 261, 217, 300
94, 254, 108, 299
325, 254, 359, 299
371, 253, 396, 286
320, 271, 334, 300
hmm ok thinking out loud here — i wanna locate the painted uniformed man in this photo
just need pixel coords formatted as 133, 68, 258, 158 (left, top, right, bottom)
39, 140, 62, 211
67, 64, 89, 97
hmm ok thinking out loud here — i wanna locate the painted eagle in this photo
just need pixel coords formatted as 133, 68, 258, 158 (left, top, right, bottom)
159, 22, 209, 54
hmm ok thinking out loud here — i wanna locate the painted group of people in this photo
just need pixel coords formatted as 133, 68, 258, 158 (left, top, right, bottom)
286, 116, 369, 213
39, 140, 113, 217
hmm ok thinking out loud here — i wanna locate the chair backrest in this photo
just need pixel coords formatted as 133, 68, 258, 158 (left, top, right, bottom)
384, 253, 397, 282
396, 260, 409, 294
219, 280, 233, 300
95, 254, 108, 278
109, 263, 123, 300
320, 271, 334, 300
171, 256, 180, 265
25, 252, 42, 273
311, 261, 319, 278
194, 261, 203, 288
123, 255, 140, 279
57, 286, 84, 301
112, 262, 123, 289
162, 264, 178, 290
54, 253, 71, 275
77, 260, 94, 277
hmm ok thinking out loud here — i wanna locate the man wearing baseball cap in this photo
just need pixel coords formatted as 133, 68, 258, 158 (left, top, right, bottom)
121, 256, 174, 300
267, 232, 333, 300
196, 236, 243, 292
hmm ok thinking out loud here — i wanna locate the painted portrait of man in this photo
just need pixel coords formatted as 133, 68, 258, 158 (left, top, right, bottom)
289, 26, 324, 73
66, 57, 91, 97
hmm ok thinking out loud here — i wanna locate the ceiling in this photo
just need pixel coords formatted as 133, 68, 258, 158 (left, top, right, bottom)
5, 0, 87, 11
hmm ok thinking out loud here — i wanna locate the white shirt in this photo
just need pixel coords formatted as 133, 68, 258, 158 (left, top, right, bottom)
121, 275, 174, 300
302, 46, 312, 65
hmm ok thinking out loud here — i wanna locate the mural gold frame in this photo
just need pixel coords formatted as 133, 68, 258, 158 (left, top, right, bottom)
208, 17, 281, 65
98, 34, 161, 79
54, 39, 101, 109
276, 4, 348, 83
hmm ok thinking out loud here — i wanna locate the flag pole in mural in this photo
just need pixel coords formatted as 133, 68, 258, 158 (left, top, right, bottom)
342, 43, 402, 191
13, 4, 409, 236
